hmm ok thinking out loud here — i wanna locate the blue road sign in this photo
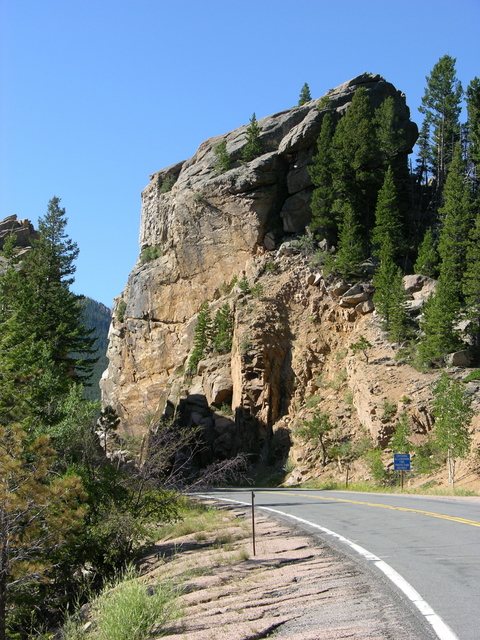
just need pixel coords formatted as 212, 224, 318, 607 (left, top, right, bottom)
394, 453, 411, 471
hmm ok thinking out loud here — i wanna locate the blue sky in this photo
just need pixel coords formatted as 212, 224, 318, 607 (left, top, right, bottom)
1, 0, 479, 307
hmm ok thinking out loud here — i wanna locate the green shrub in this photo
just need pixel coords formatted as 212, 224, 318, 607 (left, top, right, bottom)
238, 275, 250, 294
242, 113, 263, 163
413, 439, 443, 474
264, 261, 277, 273
140, 245, 162, 264
310, 249, 328, 267
213, 140, 231, 175
219, 275, 238, 295
251, 282, 264, 299
116, 300, 127, 323
463, 369, 480, 382
291, 233, 316, 256
318, 95, 332, 109
365, 449, 388, 485
381, 399, 397, 421
306, 393, 322, 408
350, 336, 372, 363
159, 175, 175, 193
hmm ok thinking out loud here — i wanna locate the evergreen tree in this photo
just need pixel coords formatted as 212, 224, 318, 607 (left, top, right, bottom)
374, 96, 407, 171
419, 144, 473, 361
466, 77, 480, 191
371, 166, 403, 262
333, 202, 366, 278
187, 303, 212, 373
213, 303, 233, 354
0, 198, 96, 429
98, 405, 120, 452
15, 198, 96, 383
437, 144, 472, 300
414, 227, 439, 277
331, 87, 380, 238
298, 82, 312, 106
418, 54, 463, 207
419, 274, 463, 362
213, 140, 230, 175
0, 424, 86, 640
462, 211, 480, 347
373, 237, 409, 342
415, 119, 432, 185
309, 112, 336, 242
242, 113, 263, 163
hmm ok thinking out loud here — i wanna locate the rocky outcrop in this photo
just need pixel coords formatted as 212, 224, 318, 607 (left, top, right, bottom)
0, 215, 39, 251
101, 74, 419, 459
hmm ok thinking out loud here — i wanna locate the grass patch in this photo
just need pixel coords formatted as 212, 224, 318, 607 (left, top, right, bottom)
463, 368, 480, 382
62, 566, 178, 640
158, 499, 223, 540
297, 478, 478, 496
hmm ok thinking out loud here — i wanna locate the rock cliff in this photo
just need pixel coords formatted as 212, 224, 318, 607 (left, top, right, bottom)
100, 74, 480, 489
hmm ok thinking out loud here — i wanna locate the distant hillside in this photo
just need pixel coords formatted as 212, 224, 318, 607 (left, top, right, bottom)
80, 297, 111, 401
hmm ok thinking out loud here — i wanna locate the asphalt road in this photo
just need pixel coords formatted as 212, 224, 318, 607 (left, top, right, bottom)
206, 488, 480, 640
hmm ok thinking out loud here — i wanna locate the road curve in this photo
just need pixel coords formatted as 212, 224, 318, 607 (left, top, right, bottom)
206, 489, 480, 640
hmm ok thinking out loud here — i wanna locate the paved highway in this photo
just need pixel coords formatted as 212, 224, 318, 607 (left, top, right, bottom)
206, 489, 480, 640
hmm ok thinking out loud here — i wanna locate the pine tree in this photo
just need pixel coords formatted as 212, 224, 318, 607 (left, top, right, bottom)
15, 198, 96, 384
98, 405, 120, 452
414, 227, 439, 277
298, 82, 312, 106
309, 112, 336, 242
0, 198, 97, 429
419, 275, 463, 362
371, 166, 403, 262
419, 55, 463, 207
213, 140, 230, 175
437, 144, 472, 300
415, 119, 432, 185
0, 424, 86, 640
462, 211, 480, 347
373, 238, 408, 342
466, 77, 480, 191
333, 201, 366, 278
187, 303, 212, 373
419, 144, 472, 362
213, 303, 233, 354
242, 113, 263, 162
331, 87, 380, 238
374, 96, 407, 171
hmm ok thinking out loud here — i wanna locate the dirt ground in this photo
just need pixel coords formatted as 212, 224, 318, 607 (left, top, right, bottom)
141, 501, 438, 640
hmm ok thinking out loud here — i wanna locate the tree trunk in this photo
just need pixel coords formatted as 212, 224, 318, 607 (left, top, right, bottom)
319, 436, 327, 467
447, 449, 456, 488
0, 509, 8, 640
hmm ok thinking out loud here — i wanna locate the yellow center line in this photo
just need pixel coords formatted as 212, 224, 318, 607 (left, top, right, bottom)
259, 491, 480, 528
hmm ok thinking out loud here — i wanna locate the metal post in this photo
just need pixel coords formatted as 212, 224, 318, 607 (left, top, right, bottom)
401, 469, 404, 491
251, 491, 256, 556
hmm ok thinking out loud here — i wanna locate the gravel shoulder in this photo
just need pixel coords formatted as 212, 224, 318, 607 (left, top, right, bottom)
141, 500, 439, 640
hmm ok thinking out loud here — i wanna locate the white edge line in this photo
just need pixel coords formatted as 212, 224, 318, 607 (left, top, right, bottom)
196, 494, 459, 640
